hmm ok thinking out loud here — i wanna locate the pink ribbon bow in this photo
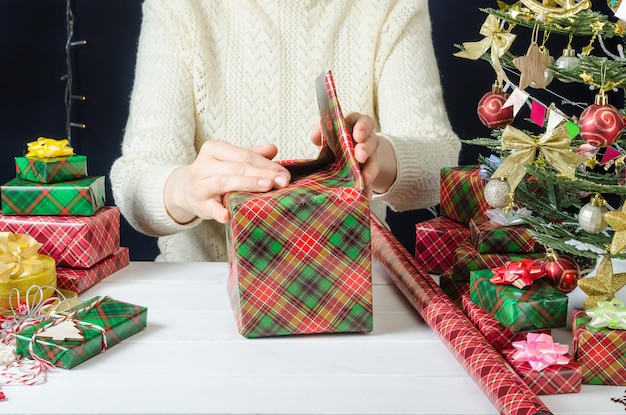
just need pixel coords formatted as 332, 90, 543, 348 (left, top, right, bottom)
511, 333, 570, 371
490, 258, 545, 289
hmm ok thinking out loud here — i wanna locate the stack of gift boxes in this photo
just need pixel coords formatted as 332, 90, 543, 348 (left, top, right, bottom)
0, 138, 129, 294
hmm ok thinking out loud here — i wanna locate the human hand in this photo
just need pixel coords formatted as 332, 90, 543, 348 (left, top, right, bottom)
310, 112, 397, 196
164, 140, 291, 224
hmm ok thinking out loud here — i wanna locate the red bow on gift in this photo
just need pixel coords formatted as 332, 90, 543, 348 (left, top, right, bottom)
490, 258, 545, 289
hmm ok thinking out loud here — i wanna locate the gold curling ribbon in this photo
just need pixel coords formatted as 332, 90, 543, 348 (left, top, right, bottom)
25, 137, 74, 159
0, 232, 46, 284
454, 15, 516, 85
491, 124, 584, 192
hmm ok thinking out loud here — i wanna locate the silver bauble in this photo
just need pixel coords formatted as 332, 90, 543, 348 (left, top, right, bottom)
578, 197, 608, 234
484, 178, 511, 209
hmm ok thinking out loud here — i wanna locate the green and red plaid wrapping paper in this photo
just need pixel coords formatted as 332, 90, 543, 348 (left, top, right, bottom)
438, 272, 469, 304
572, 310, 626, 385
57, 247, 130, 294
449, 240, 544, 281
1, 176, 105, 216
470, 269, 568, 332
225, 71, 372, 338
469, 217, 542, 254
502, 349, 582, 395
439, 165, 490, 225
460, 294, 549, 354
415, 216, 470, 274
15, 296, 147, 369
15, 155, 87, 184
0, 206, 120, 268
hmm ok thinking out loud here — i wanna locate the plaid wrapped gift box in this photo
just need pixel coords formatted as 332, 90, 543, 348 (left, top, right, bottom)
15, 296, 147, 369
0, 206, 120, 268
469, 217, 541, 254
502, 349, 582, 395
439, 271, 469, 304
15, 155, 87, 184
470, 269, 568, 332
1, 176, 105, 216
57, 247, 130, 294
449, 241, 544, 281
572, 310, 626, 385
439, 165, 490, 225
460, 294, 547, 353
415, 216, 470, 274
225, 70, 372, 338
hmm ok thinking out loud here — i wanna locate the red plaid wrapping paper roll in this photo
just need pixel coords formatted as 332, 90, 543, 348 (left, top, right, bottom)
370, 215, 552, 415
56, 247, 130, 294
0, 206, 121, 268
224, 70, 372, 338
414, 216, 470, 274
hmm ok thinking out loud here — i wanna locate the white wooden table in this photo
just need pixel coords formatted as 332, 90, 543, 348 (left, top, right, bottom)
2, 261, 625, 415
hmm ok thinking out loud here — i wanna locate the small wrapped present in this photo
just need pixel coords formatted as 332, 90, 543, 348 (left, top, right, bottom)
57, 247, 130, 294
15, 296, 147, 369
460, 294, 546, 353
0, 232, 57, 310
469, 217, 541, 254
470, 269, 568, 332
15, 155, 87, 184
415, 216, 470, 274
439, 271, 469, 304
572, 309, 626, 385
439, 165, 490, 225
449, 241, 544, 281
0, 206, 120, 268
1, 176, 105, 216
502, 334, 582, 395
225, 70, 372, 338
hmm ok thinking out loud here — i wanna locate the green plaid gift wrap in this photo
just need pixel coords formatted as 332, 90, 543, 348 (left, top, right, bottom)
15, 296, 147, 369
439, 165, 490, 225
469, 217, 542, 254
572, 310, 626, 385
15, 155, 87, 184
470, 269, 568, 332
224, 70, 373, 338
1, 176, 105, 216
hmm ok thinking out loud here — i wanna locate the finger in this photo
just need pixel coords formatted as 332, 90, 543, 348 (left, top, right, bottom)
354, 139, 378, 165
310, 128, 323, 147
250, 144, 279, 160
200, 140, 285, 173
345, 113, 375, 143
201, 198, 231, 224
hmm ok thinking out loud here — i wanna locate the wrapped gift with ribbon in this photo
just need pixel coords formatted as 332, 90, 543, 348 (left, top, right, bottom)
415, 216, 470, 274
439, 165, 490, 225
469, 216, 541, 254
225, 70, 372, 338
490, 258, 545, 289
573, 309, 626, 385
15, 295, 147, 369
585, 298, 626, 329
503, 333, 582, 395
0, 232, 57, 310
15, 137, 87, 184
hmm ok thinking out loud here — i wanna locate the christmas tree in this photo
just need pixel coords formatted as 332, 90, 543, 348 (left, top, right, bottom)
454, 0, 626, 301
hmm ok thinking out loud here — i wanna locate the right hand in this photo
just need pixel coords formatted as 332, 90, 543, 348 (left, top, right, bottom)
163, 140, 291, 224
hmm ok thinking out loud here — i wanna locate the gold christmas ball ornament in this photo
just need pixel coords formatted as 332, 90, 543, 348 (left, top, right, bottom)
484, 177, 512, 209
520, 0, 592, 19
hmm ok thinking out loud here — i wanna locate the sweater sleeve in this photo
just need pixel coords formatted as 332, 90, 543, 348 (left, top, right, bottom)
372, 0, 461, 211
110, 1, 201, 237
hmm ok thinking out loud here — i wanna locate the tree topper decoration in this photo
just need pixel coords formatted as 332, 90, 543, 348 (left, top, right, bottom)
520, 0, 592, 19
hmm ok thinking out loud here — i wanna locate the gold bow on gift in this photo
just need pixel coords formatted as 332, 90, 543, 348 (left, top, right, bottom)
491, 124, 584, 192
0, 233, 45, 284
454, 15, 516, 85
25, 137, 74, 159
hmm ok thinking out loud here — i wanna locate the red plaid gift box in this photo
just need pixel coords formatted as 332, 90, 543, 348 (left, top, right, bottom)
503, 348, 582, 395
224, 70, 372, 338
460, 294, 547, 353
415, 216, 470, 274
0, 206, 121, 268
57, 247, 130, 293
572, 310, 626, 385
438, 271, 469, 304
470, 217, 541, 254
439, 165, 490, 225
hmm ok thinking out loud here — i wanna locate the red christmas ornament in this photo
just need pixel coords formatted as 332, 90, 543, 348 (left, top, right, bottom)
477, 83, 514, 129
578, 94, 625, 148
542, 251, 580, 294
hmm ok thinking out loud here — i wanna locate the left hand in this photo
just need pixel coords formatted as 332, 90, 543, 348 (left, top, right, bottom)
311, 112, 397, 196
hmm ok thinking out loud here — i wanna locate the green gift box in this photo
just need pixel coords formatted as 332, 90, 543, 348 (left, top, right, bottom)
469, 217, 542, 254
470, 269, 568, 332
15, 155, 87, 184
15, 296, 147, 369
1, 176, 105, 216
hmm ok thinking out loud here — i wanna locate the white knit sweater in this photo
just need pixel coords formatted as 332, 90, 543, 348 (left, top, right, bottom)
110, 0, 461, 261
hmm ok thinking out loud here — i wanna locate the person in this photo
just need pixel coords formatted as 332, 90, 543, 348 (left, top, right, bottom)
110, 0, 461, 262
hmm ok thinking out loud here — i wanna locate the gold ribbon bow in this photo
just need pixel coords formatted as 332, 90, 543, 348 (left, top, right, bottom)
454, 15, 516, 85
491, 124, 584, 192
0, 233, 45, 284
25, 137, 74, 159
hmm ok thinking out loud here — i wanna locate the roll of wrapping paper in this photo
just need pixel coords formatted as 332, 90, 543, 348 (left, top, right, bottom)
370, 215, 551, 415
